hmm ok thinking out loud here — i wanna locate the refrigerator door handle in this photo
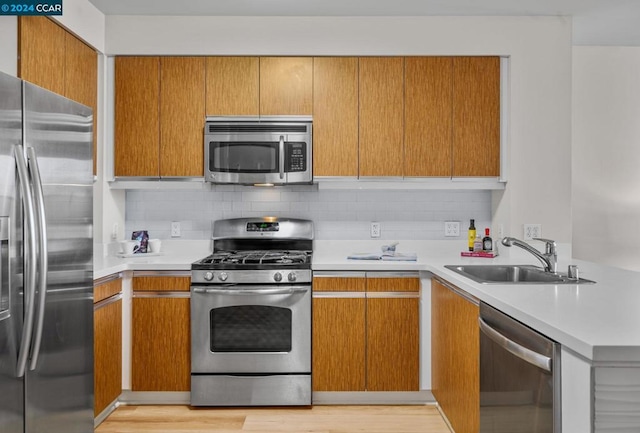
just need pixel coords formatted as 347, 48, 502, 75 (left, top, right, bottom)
14, 146, 37, 378
26, 146, 48, 371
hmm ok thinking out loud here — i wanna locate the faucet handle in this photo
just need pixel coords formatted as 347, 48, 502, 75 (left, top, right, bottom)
533, 238, 557, 254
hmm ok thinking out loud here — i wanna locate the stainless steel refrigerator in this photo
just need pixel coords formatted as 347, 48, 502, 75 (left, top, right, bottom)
0, 71, 94, 433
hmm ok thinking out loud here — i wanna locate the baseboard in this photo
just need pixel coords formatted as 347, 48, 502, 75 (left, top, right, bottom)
118, 391, 191, 405
312, 391, 435, 405
94, 398, 119, 427
98, 390, 435, 411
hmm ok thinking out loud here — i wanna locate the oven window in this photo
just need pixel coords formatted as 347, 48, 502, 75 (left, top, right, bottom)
211, 142, 278, 173
210, 305, 292, 352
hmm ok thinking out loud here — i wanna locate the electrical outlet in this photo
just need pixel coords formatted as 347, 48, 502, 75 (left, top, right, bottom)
171, 221, 181, 237
496, 223, 504, 239
111, 223, 118, 240
524, 224, 541, 241
370, 222, 381, 238
444, 221, 460, 237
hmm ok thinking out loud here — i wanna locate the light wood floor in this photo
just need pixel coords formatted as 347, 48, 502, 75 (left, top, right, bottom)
96, 405, 451, 433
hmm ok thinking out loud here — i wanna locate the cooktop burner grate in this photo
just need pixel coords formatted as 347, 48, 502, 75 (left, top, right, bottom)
197, 250, 311, 266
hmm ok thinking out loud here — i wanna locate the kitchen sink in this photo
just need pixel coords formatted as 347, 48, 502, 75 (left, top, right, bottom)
444, 264, 595, 284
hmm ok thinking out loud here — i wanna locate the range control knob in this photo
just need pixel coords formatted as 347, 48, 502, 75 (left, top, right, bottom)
273, 272, 283, 282
218, 272, 228, 282
288, 272, 297, 282
204, 271, 214, 281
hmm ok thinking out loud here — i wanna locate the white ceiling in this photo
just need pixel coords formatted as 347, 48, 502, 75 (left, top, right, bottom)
87, 0, 640, 46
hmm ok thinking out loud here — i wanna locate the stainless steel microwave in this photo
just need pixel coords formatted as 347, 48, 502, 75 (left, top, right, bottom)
204, 116, 312, 185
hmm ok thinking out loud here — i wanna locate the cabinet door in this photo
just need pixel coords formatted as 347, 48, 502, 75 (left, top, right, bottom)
313, 57, 359, 177
452, 57, 500, 177
64, 33, 98, 175
259, 57, 313, 115
405, 57, 453, 177
131, 276, 190, 391
160, 57, 205, 177
359, 57, 404, 177
18, 17, 65, 95
367, 297, 419, 391
114, 56, 160, 177
366, 277, 419, 391
131, 297, 190, 391
94, 299, 122, 416
313, 296, 366, 391
312, 276, 365, 391
205, 57, 259, 115
431, 278, 479, 433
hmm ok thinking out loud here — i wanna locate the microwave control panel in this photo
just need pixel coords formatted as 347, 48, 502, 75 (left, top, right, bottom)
286, 142, 307, 172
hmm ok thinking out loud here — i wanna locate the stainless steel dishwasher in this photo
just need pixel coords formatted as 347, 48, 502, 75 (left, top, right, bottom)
479, 302, 561, 433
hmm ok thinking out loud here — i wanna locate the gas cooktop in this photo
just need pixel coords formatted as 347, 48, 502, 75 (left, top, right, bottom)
193, 249, 312, 270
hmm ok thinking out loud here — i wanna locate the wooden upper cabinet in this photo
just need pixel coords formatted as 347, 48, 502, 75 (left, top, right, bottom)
19, 17, 98, 175
205, 57, 259, 115
64, 33, 98, 175
18, 17, 65, 95
312, 57, 359, 177
359, 57, 404, 177
160, 57, 205, 177
452, 56, 500, 177
114, 57, 160, 177
259, 57, 313, 115
405, 57, 453, 177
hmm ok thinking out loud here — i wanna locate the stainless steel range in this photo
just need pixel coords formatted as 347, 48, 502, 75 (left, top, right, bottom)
190, 217, 313, 406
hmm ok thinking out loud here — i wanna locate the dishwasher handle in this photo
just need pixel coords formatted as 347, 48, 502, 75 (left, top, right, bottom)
479, 316, 552, 372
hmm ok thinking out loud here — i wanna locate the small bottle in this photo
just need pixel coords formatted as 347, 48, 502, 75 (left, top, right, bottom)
482, 228, 493, 251
473, 234, 483, 252
468, 219, 476, 252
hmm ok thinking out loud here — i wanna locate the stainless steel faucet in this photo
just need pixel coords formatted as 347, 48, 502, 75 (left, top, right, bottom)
501, 237, 558, 273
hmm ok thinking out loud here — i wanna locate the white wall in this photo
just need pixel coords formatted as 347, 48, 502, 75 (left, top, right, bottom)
572, 47, 640, 271
52, 0, 106, 52
0, 17, 17, 75
104, 16, 574, 243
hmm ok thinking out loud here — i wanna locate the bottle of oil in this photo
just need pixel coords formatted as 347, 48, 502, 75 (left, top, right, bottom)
482, 228, 493, 251
468, 219, 476, 252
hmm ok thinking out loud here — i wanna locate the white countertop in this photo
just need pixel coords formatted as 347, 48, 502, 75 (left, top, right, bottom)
95, 238, 640, 364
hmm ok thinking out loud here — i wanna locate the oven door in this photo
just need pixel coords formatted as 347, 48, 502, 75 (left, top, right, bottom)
191, 284, 311, 374
204, 133, 311, 185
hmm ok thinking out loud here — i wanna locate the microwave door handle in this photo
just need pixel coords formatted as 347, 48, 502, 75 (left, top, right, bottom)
279, 135, 285, 180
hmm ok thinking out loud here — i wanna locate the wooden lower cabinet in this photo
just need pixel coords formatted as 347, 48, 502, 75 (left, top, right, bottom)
312, 273, 419, 392
431, 278, 479, 433
367, 297, 419, 391
131, 274, 191, 391
313, 296, 366, 391
94, 276, 122, 417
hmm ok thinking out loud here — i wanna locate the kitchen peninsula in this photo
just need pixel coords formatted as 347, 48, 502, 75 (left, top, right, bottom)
96, 238, 640, 432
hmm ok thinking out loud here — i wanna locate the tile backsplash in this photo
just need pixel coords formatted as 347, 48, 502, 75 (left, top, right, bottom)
125, 185, 491, 240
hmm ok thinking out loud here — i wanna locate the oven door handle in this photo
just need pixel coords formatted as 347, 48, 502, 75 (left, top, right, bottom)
479, 317, 552, 372
192, 286, 309, 295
